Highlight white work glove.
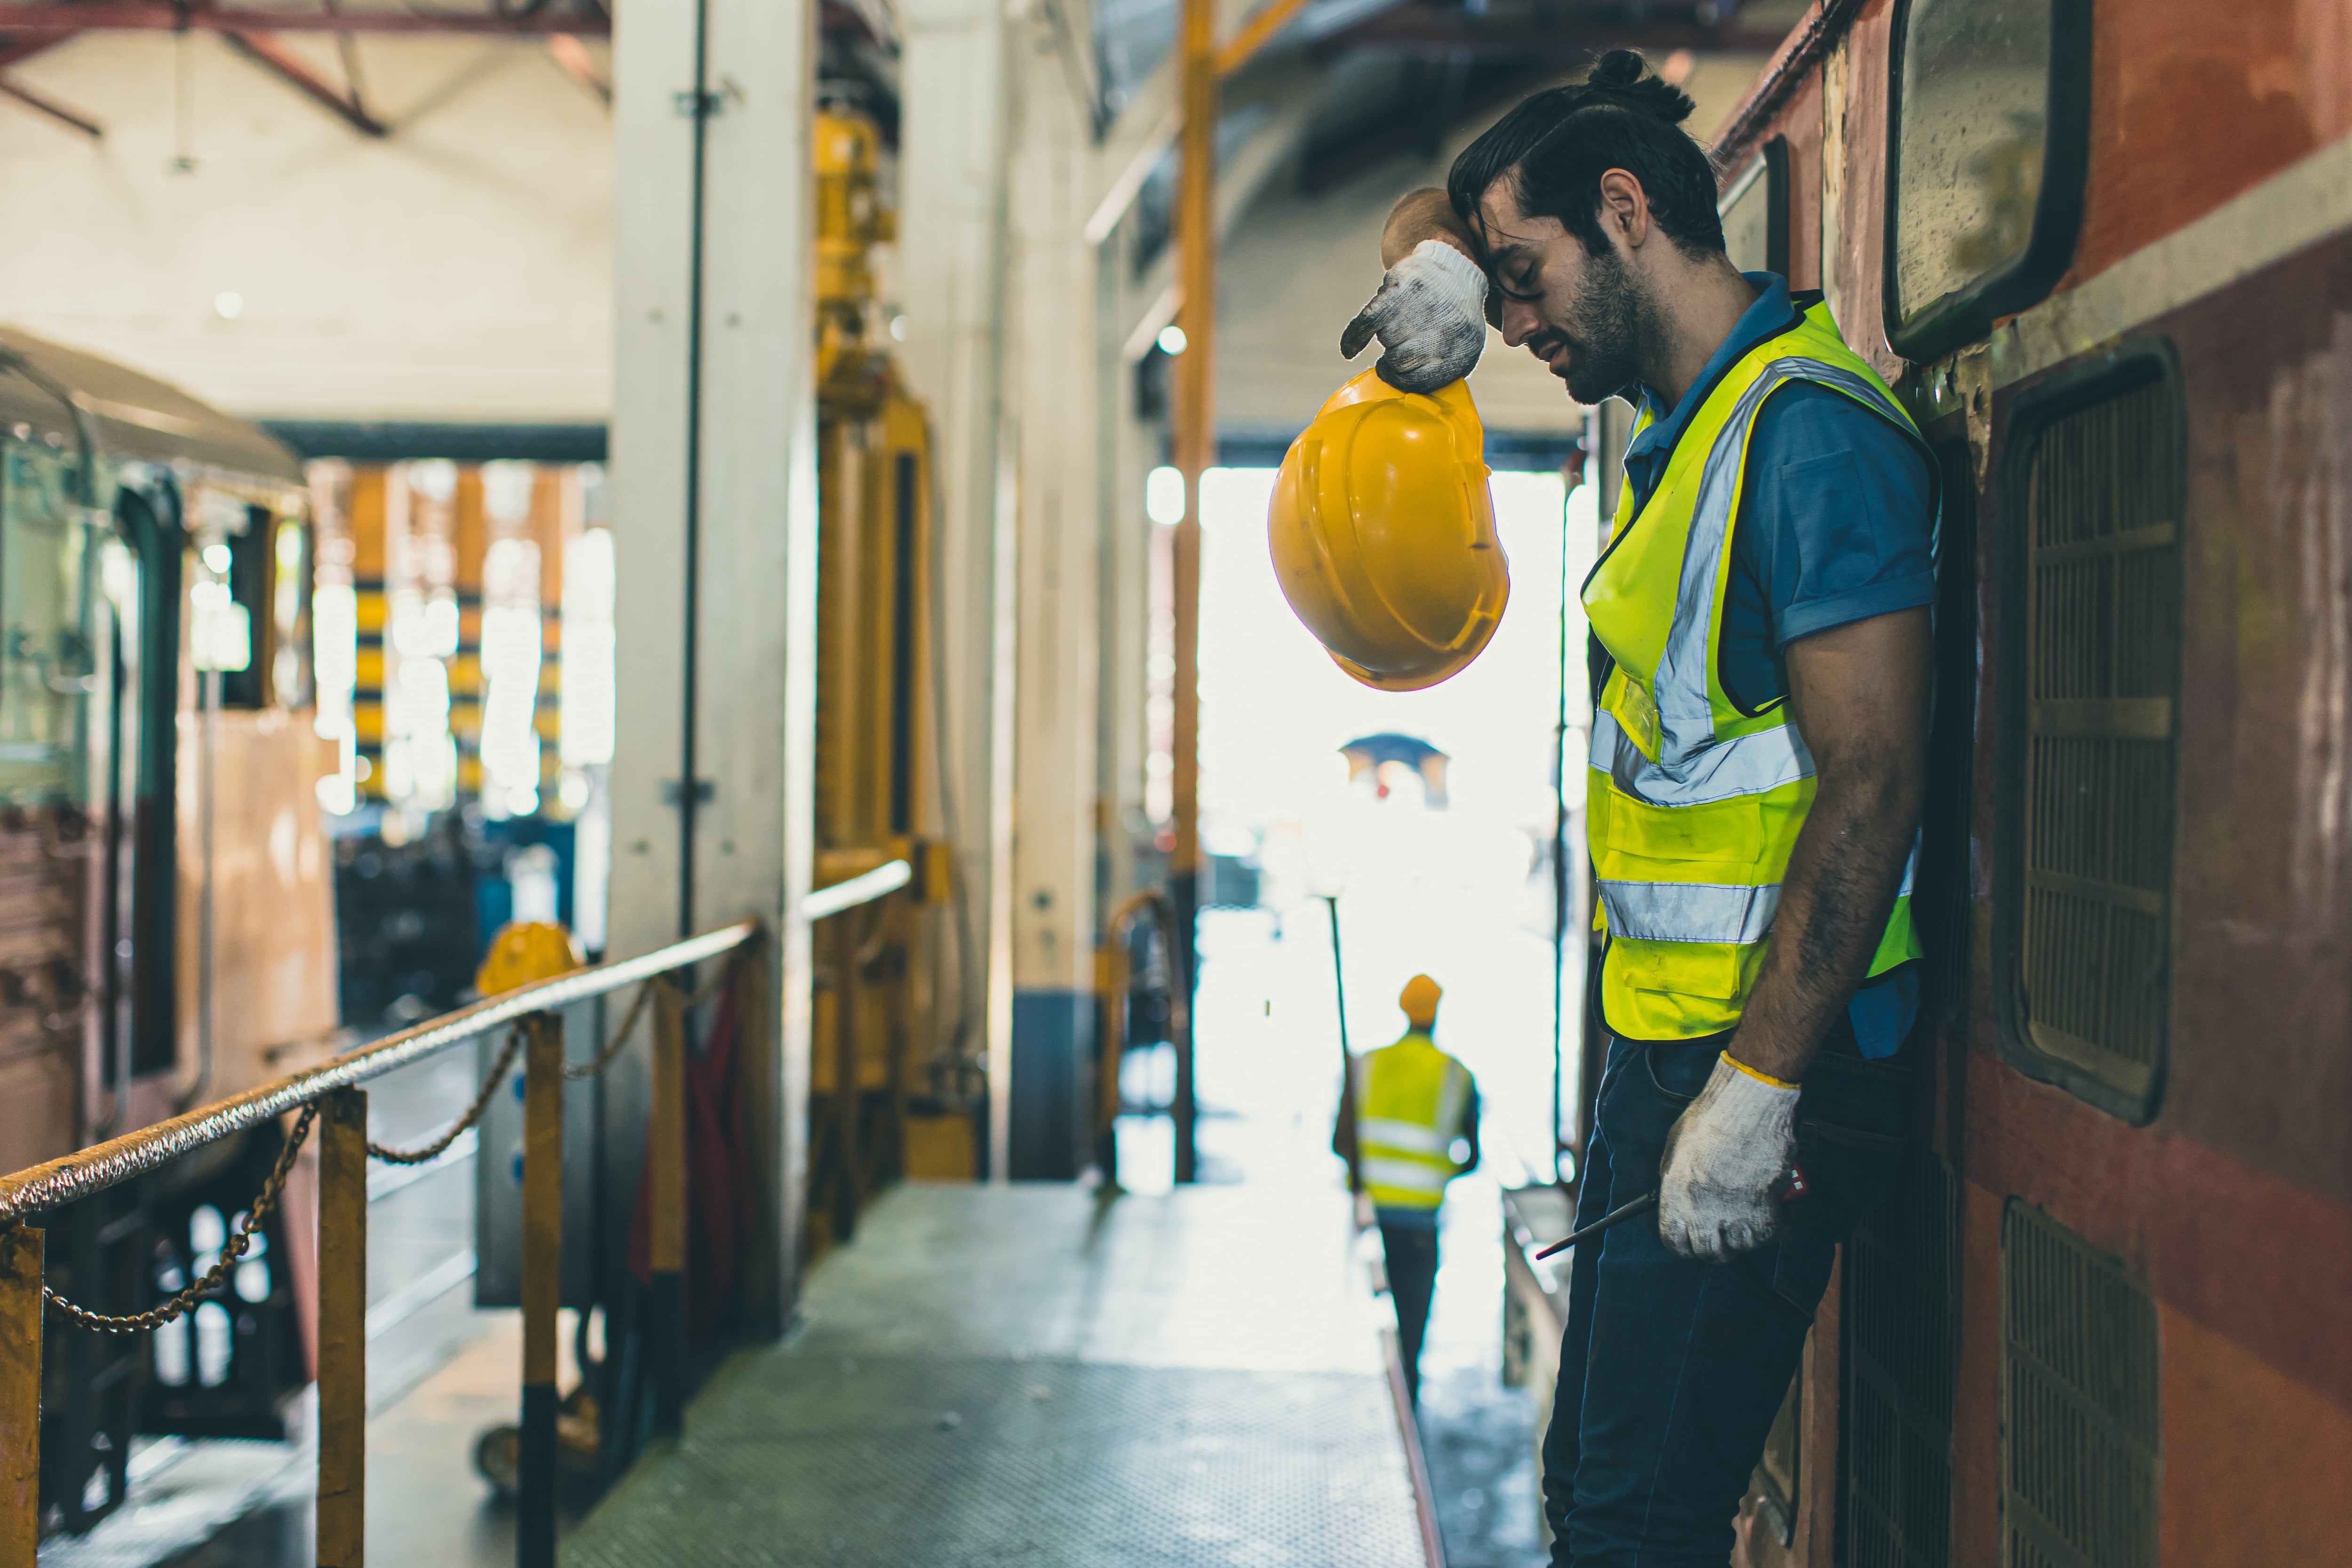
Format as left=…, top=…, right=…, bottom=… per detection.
left=1657, top=1054, right=1800, bottom=1263
left=1338, top=239, right=1489, bottom=394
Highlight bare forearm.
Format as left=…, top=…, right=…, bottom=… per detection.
left=1727, top=608, right=1931, bottom=1082
left=1728, top=764, right=1921, bottom=1082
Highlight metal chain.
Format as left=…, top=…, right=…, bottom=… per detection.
left=563, top=978, right=658, bottom=1081
left=43, top=1103, right=319, bottom=1335
left=40, top=952, right=752, bottom=1332
left=367, top=1025, right=527, bottom=1164
left=563, top=949, right=742, bottom=1081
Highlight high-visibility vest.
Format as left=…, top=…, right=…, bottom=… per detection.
left=1584, top=293, right=1930, bottom=1042
left=1351, top=1034, right=1472, bottom=1211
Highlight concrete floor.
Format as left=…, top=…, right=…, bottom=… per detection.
left=48, top=972, right=1544, bottom=1567
left=1415, top=1172, right=1545, bottom=1568
left=562, top=1179, right=1425, bottom=1567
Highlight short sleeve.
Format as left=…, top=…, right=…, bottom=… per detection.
left=1740, top=383, right=1937, bottom=651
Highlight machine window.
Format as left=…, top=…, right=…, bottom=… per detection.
left=1998, top=365, right=2179, bottom=1121
left=1884, top=0, right=2090, bottom=360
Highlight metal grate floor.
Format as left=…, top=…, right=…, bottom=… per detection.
left=563, top=1182, right=1426, bottom=1568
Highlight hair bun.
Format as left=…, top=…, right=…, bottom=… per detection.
left=1589, top=49, right=1647, bottom=88
left=1581, top=48, right=1697, bottom=125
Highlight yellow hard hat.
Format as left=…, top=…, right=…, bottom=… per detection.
left=1400, top=974, right=1442, bottom=1026
left=476, top=921, right=584, bottom=997
left=1268, top=369, right=1508, bottom=692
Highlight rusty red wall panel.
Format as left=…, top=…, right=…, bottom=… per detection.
left=1776, top=76, right=1825, bottom=294
left=1951, top=1179, right=2002, bottom=1568
left=2161, top=232, right=2352, bottom=1210
left=1824, top=0, right=1901, bottom=378
left=2074, top=0, right=2352, bottom=284
left=1949, top=207, right=2352, bottom=1568
left=2160, top=1301, right=2352, bottom=1565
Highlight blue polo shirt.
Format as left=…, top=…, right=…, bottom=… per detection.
left=1613, top=273, right=1936, bottom=1058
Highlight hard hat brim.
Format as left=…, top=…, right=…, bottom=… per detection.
left=1327, top=643, right=1489, bottom=693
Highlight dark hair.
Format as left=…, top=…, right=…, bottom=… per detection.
left=1446, top=50, right=1725, bottom=259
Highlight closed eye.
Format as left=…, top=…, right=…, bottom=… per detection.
left=1496, top=261, right=1543, bottom=303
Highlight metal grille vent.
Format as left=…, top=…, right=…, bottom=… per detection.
left=2000, top=1203, right=2160, bottom=1568
left=1842, top=1149, right=1958, bottom=1568
left=2017, top=374, right=2179, bottom=1113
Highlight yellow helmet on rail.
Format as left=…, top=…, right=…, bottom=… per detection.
left=1268, top=369, right=1507, bottom=692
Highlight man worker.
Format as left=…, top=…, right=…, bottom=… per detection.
left=1340, top=50, right=1933, bottom=1565
left=1333, top=973, right=1478, bottom=1407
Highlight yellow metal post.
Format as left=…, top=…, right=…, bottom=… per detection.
left=317, top=1089, right=368, bottom=1568
left=1169, top=0, right=1216, bottom=1187
left=518, top=1013, right=564, bottom=1568
left=1211, top=0, right=1319, bottom=76
left=1, top=1224, right=40, bottom=1564
left=649, top=982, right=688, bottom=1435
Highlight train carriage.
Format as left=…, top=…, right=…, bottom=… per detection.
left=0, top=328, right=337, bottom=1533
left=1515, top=6, right=2351, bottom=1564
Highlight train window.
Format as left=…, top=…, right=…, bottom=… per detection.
left=0, top=436, right=97, bottom=805
left=1883, top=0, right=2091, bottom=361
left=1995, top=357, right=2180, bottom=1122
left=2000, top=1202, right=2158, bottom=1568
left=1718, top=135, right=1789, bottom=279
left=219, top=506, right=271, bottom=710
left=271, top=514, right=314, bottom=710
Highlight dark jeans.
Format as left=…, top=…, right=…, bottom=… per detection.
left=1542, top=1015, right=1908, bottom=1565
left=1380, top=1218, right=1440, bottom=1405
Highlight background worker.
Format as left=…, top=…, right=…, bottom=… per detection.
left=1333, top=974, right=1478, bottom=1406
left=1338, top=52, right=1934, bottom=1565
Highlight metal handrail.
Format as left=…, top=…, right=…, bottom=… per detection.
left=3, top=868, right=920, bottom=1564
left=806, top=858, right=910, bottom=921
left=0, top=919, right=760, bottom=1226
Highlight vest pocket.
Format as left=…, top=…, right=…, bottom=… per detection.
left=1612, top=937, right=1748, bottom=1001
left=1600, top=788, right=1769, bottom=875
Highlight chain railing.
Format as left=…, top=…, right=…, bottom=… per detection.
left=0, top=916, right=775, bottom=1568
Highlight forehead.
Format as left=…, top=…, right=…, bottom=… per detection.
left=1472, top=182, right=1568, bottom=267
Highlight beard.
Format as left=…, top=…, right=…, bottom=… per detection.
left=1531, top=242, right=1656, bottom=406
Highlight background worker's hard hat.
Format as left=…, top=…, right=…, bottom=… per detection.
left=1400, top=974, right=1442, bottom=1026
left=1267, top=369, right=1509, bottom=692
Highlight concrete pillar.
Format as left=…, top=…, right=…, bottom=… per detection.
left=1001, top=16, right=1103, bottom=1180
left=897, top=0, right=1014, bottom=1176
left=608, top=0, right=818, bottom=1328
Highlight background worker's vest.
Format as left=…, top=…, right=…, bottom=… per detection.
left=1351, top=1035, right=1472, bottom=1211
left=1583, top=295, right=1930, bottom=1042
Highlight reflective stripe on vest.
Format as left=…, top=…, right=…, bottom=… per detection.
left=1351, top=1035, right=1470, bottom=1211
left=1583, top=297, right=1930, bottom=1042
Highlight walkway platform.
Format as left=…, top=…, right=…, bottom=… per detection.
left=562, top=1179, right=1434, bottom=1568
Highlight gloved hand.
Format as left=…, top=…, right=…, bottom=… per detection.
left=1338, top=239, right=1489, bottom=394
left=1657, top=1054, right=1800, bottom=1262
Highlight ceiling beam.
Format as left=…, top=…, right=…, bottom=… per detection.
left=0, top=74, right=103, bottom=137
left=1322, top=8, right=1788, bottom=59
left=0, top=5, right=611, bottom=36
left=222, top=30, right=389, bottom=135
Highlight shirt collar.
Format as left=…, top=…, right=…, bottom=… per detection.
left=1624, top=272, right=1796, bottom=463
